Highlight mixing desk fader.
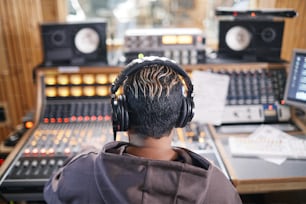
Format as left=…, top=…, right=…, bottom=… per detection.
left=0, top=67, right=226, bottom=202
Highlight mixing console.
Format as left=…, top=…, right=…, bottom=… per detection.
left=224, top=68, right=286, bottom=105
left=42, top=100, right=112, bottom=123
left=216, top=68, right=291, bottom=125
left=0, top=118, right=224, bottom=201
left=4, top=121, right=115, bottom=179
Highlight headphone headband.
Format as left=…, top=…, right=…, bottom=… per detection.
left=111, top=56, right=195, bottom=140
left=111, top=56, right=194, bottom=98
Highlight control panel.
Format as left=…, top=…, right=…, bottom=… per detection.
left=218, top=68, right=291, bottom=124
left=123, top=28, right=206, bottom=64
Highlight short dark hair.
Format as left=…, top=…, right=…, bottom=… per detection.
left=123, top=63, right=184, bottom=138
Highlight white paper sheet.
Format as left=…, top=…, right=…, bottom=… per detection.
left=191, top=71, right=230, bottom=125
left=248, top=125, right=289, bottom=165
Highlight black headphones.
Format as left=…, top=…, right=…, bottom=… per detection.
left=110, top=56, right=194, bottom=140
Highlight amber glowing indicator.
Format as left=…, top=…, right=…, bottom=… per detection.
left=25, top=121, right=34, bottom=129
left=45, top=87, right=57, bottom=97
left=70, top=75, right=82, bottom=84
left=96, top=74, right=108, bottom=84
left=83, top=74, right=95, bottom=84
left=83, top=86, right=95, bottom=96
left=162, top=35, right=177, bottom=44
left=162, top=35, right=193, bottom=45
left=58, top=87, right=70, bottom=97
left=57, top=75, right=69, bottom=85
left=177, top=35, right=193, bottom=44
left=96, top=86, right=108, bottom=96
left=70, top=87, right=82, bottom=97
left=44, top=75, right=56, bottom=85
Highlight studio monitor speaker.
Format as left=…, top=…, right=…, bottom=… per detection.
left=218, top=20, right=284, bottom=62
left=40, top=21, right=107, bottom=66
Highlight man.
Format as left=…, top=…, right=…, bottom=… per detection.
left=44, top=56, right=242, bottom=203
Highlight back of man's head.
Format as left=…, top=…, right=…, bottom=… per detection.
left=123, top=63, right=184, bottom=138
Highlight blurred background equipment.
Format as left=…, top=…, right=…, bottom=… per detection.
left=41, top=21, right=108, bottom=66
left=284, top=49, right=306, bottom=111
left=218, top=19, right=284, bottom=62
left=216, top=8, right=297, bottom=62
left=123, top=28, right=206, bottom=64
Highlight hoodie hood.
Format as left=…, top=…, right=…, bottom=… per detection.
left=94, top=141, right=213, bottom=204
left=44, top=141, right=242, bottom=204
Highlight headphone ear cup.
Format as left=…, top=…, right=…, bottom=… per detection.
left=118, top=95, right=129, bottom=131
left=176, top=98, right=187, bottom=128
left=186, top=97, right=195, bottom=124
left=176, top=97, right=194, bottom=128
left=111, top=98, right=120, bottom=133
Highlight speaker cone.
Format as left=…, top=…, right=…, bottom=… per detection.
left=74, top=27, right=100, bottom=54
left=261, top=27, right=276, bottom=42
left=51, top=30, right=66, bottom=46
left=225, top=26, right=252, bottom=51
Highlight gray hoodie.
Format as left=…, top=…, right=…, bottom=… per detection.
left=44, top=141, right=242, bottom=204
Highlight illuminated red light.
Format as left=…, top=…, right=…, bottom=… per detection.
left=24, top=148, right=30, bottom=155
left=84, top=116, right=90, bottom=121
left=64, top=148, right=70, bottom=154
left=78, top=116, right=83, bottom=121
left=104, top=115, right=111, bottom=121
left=268, top=105, right=273, bottom=110
left=71, top=116, right=77, bottom=121
left=251, top=12, right=256, bottom=17
left=0, top=158, right=4, bottom=166
left=97, top=115, right=103, bottom=121
left=32, top=148, right=38, bottom=154
left=197, top=36, right=202, bottom=43
left=281, top=100, right=285, bottom=105
left=40, top=148, right=46, bottom=155
left=48, top=148, right=55, bottom=155
left=57, top=118, right=63, bottom=123
left=64, top=118, right=69, bottom=123
left=44, top=118, right=49, bottom=123
left=91, top=115, right=97, bottom=121
left=50, top=118, right=56, bottom=123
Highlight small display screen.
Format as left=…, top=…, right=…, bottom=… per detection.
left=162, top=35, right=193, bottom=45
left=285, top=50, right=306, bottom=108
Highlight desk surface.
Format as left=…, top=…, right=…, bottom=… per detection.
left=215, top=134, right=306, bottom=194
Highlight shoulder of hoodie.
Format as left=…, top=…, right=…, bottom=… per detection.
left=60, top=141, right=126, bottom=168
left=61, top=146, right=100, bottom=169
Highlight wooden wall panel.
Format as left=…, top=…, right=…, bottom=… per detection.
left=0, top=0, right=44, bottom=141
left=0, top=7, right=11, bottom=138
left=41, top=0, right=68, bottom=22
left=0, top=0, right=67, bottom=142
left=275, top=0, right=306, bottom=60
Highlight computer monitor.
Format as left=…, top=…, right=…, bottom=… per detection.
left=284, top=49, right=306, bottom=109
